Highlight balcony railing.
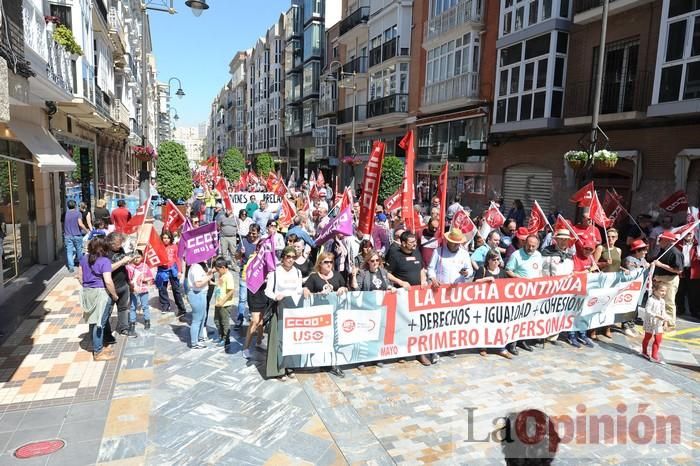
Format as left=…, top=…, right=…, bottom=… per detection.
left=369, top=37, right=408, bottom=67
left=344, top=56, right=368, bottom=74
left=319, top=98, right=338, bottom=116
left=574, top=0, right=620, bottom=14
left=424, top=0, right=483, bottom=43
left=113, top=99, right=129, bottom=127
left=94, top=87, right=112, bottom=119
left=337, top=105, right=367, bottom=124
left=422, top=72, right=479, bottom=107
left=339, top=6, right=369, bottom=36
left=565, top=70, right=653, bottom=118
left=46, top=34, right=74, bottom=94
left=108, top=7, right=126, bottom=54
left=368, top=94, right=408, bottom=118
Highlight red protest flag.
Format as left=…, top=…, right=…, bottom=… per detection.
left=399, top=131, right=417, bottom=231
left=484, top=201, right=506, bottom=229
left=277, top=194, right=297, bottom=229
left=162, top=199, right=185, bottom=233
left=214, top=177, right=233, bottom=211
left=436, top=162, right=448, bottom=242
left=143, top=227, right=168, bottom=268
left=309, top=183, right=320, bottom=201
left=384, top=189, right=401, bottom=213
left=309, top=170, right=316, bottom=186
left=590, top=191, right=613, bottom=228
left=451, top=210, right=477, bottom=243
left=659, top=190, right=689, bottom=214
left=527, top=200, right=550, bottom=234
left=554, top=214, right=580, bottom=247
left=123, top=199, right=149, bottom=235
left=570, top=181, right=595, bottom=206
left=316, top=170, right=325, bottom=187
left=358, top=141, right=386, bottom=237
left=274, top=179, right=289, bottom=198
left=265, top=172, right=278, bottom=192
left=602, top=189, right=625, bottom=225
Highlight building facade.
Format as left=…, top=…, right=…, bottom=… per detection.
left=172, top=126, right=204, bottom=165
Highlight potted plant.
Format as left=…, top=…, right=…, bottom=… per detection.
left=44, top=16, right=60, bottom=33
left=564, top=150, right=588, bottom=170
left=133, top=145, right=156, bottom=162
left=53, top=24, right=83, bottom=58
left=593, top=149, right=619, bottom=169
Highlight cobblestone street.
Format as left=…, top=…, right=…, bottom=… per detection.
left=0, top=272, right=697, bottom=464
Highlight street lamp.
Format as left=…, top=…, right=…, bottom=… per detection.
left=138, top=0, right=207, bottom=203
left=168, top=77, right=185, bottom=99
left=169, top=107, right=179, bottom=122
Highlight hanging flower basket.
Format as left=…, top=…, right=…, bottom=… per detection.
left=564, top=150, right=588, bottom=170
left=341, top=156, right=363, bottom=166
left=593, top=149, right=618, bottom=170
left=133, top=145, right=156, bottom=162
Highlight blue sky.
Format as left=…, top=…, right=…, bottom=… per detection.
left=150, top=0, right=289, bottom=128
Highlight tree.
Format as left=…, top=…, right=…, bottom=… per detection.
left=156, top=141, right=192, bottom=202
left=255, top=153, right=274, bottom=178
left=379, top=155, right=404, bottom=202
left=221, top=147, right=246, bottom=183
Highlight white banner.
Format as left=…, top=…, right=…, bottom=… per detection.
left=282, top=305, right=335, bottom=356
left=337, top=309, right=382, bottom=346
left=229, top=192, right=282, bottom=215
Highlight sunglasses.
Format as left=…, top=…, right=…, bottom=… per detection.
left=369, top=258, right=380, bottom=263
left=284, top=254, right=296, bottom=259
left=322, top=260, right=333, bottom=264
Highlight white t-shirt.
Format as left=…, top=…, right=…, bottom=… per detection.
left=187, top=264, right=208, bottom=292
left=428, top=245, right=473, bottom=284
left=264, top=266, right=303, bottom=300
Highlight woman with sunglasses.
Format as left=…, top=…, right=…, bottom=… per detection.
left=590, top=228, right=622, bottom=340
left=303, top=252, right=349, bottom=378
left=473, top=249, right=512, bottom=360
left=351, top=249, right=392, bottom=292
left=262, top=246, right=303, bottom=380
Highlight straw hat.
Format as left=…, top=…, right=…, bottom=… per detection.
left=445, top=227, right=467, bottom=244
left=554, top=229, right=571, bottom=239
left=196, top=193, right=205, bottom=200
left=629, top=239, right=647, bottom=251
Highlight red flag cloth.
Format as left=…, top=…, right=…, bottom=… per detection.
left=659, top=190, right=689, bottom=213
left=436, top=163, right=448, bottom=242
left=570, top=181, right=595, bottom=206
left=309, top=171, right=316, bottom=186
left=340, top=187, right=352, bottom=212
left=309, top=183, right=320, bottom=201
left=554, top=214, right=579, bottom=247
left=527, top=200, right=549, bottom=234
left=162, top=199, right=185, bottom=233
left=384, top=189, right=401, bottom=213
left=277, top=195, right=296, bottom=229
left=672, top=219, right=700, bottom=239
left=316, top=170, right=325, bottom=187
left=602, top=190, right=624, bottom=225
left=451, top=210, right=477, bottom=243
left=248, top=170, right=260, bottom=186
left=358, top=141, right=386, bottom=237
left=301, top=192, right=311, bottom=213
left=484, top=201, right=506, bottom=229
left=265, top=172, right=278, bottom=192
left=123, top=199, right=149, bottom=234
left=214, top=177, right=233, bottom=211
left=274, top=180, right=288, bottom=198
left=143, top=227, right=168, bottom=268
left=589, top=191, right=613, bottom=228
left=399, top=131, right=417, bottom=231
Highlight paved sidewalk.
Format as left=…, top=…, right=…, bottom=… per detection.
left=0, top=274, right=697, bottom=465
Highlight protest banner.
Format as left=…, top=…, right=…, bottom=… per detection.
left=228, top=192, right=282, bottom=215
left=358, top=141, right=385, bottom=237
left=277, top=270, right=646, bottom=366
left=246, top=235, right=277, bottom=293
left=315, top=206, right=354, bottom=246
left=659, top=191, right=688, bottom=213
left=180, top=222, right=219, bottom=265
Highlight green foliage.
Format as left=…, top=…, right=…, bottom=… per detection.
left=53, top=25, right=83, bottom=56
left=378, top=155, right=404, bottom=202
left=156, top=141, right=192, bottom=202
left=221, top=148, right=246, bottom=182
left=255, top=153, right=274, bottom=178
left=70, top=146, right=93, bottom=183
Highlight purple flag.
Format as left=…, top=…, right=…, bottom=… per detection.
left=180, top=222, right=219, bottom=265
left=246, top=235, right=278, bottom=293
left=315, top=206, right=354, bottom=246
left=177, top=218, right=192, bottom=259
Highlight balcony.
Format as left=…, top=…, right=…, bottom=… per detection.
left=94, top=87, right=112, bottom=120
left=344, top=56, right=368, bottom=75
left=368, top=94, right=408, bottom=118
left=337, top=105, right=367, bottom=124
left=422, top=72, right=479, bottom=109
left=285, top=5, right=302, bottom=40
left=573, top=0, right=654, bottom=25
left=22, top=0, right=74, bottom=98
left=564, top=71, right=653, bottom=125
left=113, top=99, right=129, bottom=127
left=108, top=7, right=127, bottom=59
left=339, top=6, right=369, bottom=36
left=424, top=0, right=483, bottom=44
left=369, top=37, right=408, bottom=68
left=319, top=98, right=338, bottom=117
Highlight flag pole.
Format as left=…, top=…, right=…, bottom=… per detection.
left=654, top=219, right=700, bottom=262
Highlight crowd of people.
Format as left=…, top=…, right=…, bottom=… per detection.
left=63, top=180, right=699, bottom=371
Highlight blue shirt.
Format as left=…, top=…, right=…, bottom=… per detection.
left=506, top=249, right=543, bottom=278
left=252, top=209, right=277, bottom=231
left=471, top=244, right=501, bottom=268
left=64, top=209, right=83, bottom=236
left=287, top=225, right=316, bottom=247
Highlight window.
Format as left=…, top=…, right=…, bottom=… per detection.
left=370, top=65, right=398, bottom=100
left=500, top=0, right=558, bottom=37
left=425, top=34, right=480, bottom=85
left=304, top=23, right=323, bottom=61
left=50, top=4, right=72, bottom=30
left=417, top=117, right=487, bottom=161
left=303, top=61, right=320, bottom=96
left=592, top=39, right=639, bottom=114
left=655, top=4, right=700, bottom=103
left=495, top=31, right=568, bottom=123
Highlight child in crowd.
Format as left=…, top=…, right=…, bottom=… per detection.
left=127, top=250, right=155, bottom=331
left=641, top=282, right=671, bottom=363
left=83, top=219, right=109, bottom=253
left=213, top=257, right=235, bottom=348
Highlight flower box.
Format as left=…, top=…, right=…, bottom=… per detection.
left=133, top=145, right=156, bottom=162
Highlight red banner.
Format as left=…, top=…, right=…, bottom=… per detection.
left=484, top=201, right=506, bottom=229
left=144, top=227, right=168, bottom=268
left=278, top=195, right=297, bottom=229
left=384, top=189, right=401, bottom=213
left=316, top=170, right=325, bottom=187
left=527, top=200, right=549, bottom=234
left=214, top=177, right=233, bottom=211
left=436, top=163, right=448, bottom=243
left=399, top=130, right=417, bottom=231
left=602, top=189, right=625, bottom=225
left=570, top=181, right=595, bottom=207
left=358, top=141, right=386, bottom=237
left=590, top=191, right=613, bottom=228
left=451, top=210, right=477, bottom=243
left=659, top=190, right=689, bottom=213
left=162, top=199, right=185, bottom=233
left=123, top=200, right=149, bottom=234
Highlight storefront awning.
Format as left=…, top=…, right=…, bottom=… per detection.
left=7, top=120, right=76, bottom=173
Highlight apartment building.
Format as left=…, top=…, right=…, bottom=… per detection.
left=173, top=127, right=204, bottom=164
left=486, top=0, right=700, bottom=216
left=228, top=51, right=247, bottom=153
left=0, top=0, right=159, bottom=288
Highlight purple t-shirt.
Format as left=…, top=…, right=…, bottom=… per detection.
left=64, top=209, right=83, bottom=236
left=80, top=255, right=112, bottom=288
